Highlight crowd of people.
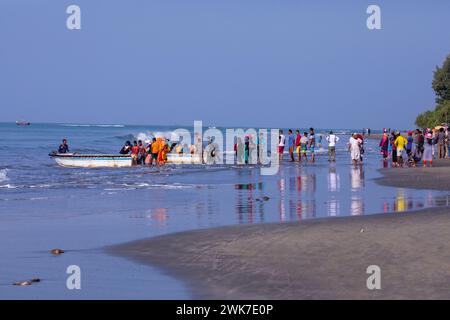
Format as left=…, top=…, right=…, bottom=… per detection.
left=119, top=138, right=185, bottom=166
left=278, top=128, right=340, bottom=163
left=379, top=127, right=449, bottom=168
left=55, top=125, right=449, bottom=167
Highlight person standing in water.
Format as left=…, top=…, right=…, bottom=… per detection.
left=326, top=131, right=339, bottom=162
left=119, top=141, right=132, bottom=155
left=437, top=127, right=446, bottom=159
left=308, top=128, right=316, bottom=163
left=58, top=139, right=70, bottom=154
left=300, top=132, right=309, bottom=163
left=278, top=130, right=286, bottom=161
left=287, top=129, right=295, bottom=162
left=394, top=132, right=408, bottom=167
left=295, top=130, right=301, bottom=162
left=348, top=133, right=362, bottom=166
left=131, top=141, right=140, bottom=166
left=423, top=133, right=434, bottom=167
left=379, top=130, right=389, bottom=161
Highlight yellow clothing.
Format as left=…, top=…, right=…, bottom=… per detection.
left=395, top=136, right=407, bottom=150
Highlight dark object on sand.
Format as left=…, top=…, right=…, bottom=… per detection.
left=262, top=196, right=270, bottom=201
left=12, top=278, right=40, bottom=286
left=50, top=248, right=65, bottom=255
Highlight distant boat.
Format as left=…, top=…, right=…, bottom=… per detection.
left=16, top=120, right=31, bottom=126
left=49, top=153, right=203, bottom=168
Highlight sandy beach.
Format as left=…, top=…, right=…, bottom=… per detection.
left=110, top=160, right=450, bottom=299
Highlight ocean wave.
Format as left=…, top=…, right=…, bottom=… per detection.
left=59, top=124, right=125, bottom=128
left=0, top=169, right=9, bottom=182
left=115, top=131, right=182, bottom=144
left=0, top=184, right=17, bottom=189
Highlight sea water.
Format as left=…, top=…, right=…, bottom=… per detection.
left=0, top=123, right=448, bottom=299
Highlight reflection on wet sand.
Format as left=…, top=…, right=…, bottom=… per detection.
left=350, top=166, right=365, bottom=191
left=235, top=182, right=264, bottom=223
left=232, top=163, right=448, bottom=223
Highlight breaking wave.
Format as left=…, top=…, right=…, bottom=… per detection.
left=0, top=169, right=9, bottom=182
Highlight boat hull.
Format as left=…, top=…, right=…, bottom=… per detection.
left=51, top=154, right=132, bottom=168
left=50, top=153, right=203, bottom=167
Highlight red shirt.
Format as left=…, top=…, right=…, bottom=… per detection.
left=131, top=146, right=140, bottom=155
left=295, top=134, right=301, bottom=146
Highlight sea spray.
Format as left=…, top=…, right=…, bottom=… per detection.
left=0, top=169, right=9, bottom=182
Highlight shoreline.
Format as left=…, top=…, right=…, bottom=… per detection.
left=108, top=160, right=450, bottom=299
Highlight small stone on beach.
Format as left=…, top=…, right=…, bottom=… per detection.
left=50, top=249, right=65, bottom=255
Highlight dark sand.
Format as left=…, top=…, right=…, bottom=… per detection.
left=374, top=159, right=450, bottom=190
left=109, top=160, right=450, bottom=299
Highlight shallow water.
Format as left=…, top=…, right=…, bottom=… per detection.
left=0, top=123, right=448, bottom=299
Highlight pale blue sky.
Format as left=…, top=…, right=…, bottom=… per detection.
left=1, top=0, right=450, bottom=129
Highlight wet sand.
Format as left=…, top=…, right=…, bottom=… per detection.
left=375, top=159, right=450, bottom=190
left=109, top=159, right=450, bottom=299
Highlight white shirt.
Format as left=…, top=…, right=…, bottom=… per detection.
left=349, top=137, right=361, bottom=151
left=279, top=134, right=285, bottom=147
left=326, top=134, right=339, bottom=147
left=300, top=136, right=308, bottom=145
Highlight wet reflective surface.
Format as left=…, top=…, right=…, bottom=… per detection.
left=0, top=123, right=449, bottom=298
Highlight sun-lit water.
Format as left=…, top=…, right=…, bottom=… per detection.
left=0, top=123, right=448, bottom=299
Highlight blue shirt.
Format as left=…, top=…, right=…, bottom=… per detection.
left=288, top=134, right=295, bottom=147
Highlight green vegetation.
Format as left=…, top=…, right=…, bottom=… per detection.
left=415, top=54, right=450, bottom=128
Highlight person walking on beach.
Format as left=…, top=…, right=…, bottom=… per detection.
left=58, top=139, right=70, bottom=154
left=379, top=130, right=389, bottom=161
left=278, top=130, right=286, bottom=161
left=309, top=128, right=316, bottom=163
left=423, top=133, right=434, bottom=167
left=287, top=129, right=295, bottom=162
left=348, top=133, right=362, bottom=166
left=326, top=131, right=339, bottom=162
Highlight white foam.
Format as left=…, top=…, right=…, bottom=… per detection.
left=0, top=169, right=9, bottom=182
left=135, top=131, right=181, bottom=143
left=0, top=184, right=17, bottom=189
left=60, top=124, right=125, bottom=128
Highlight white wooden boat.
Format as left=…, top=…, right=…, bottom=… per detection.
left=50, top=153, right=203, bottom=168
left=50, top=153, right=132, bottom=168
